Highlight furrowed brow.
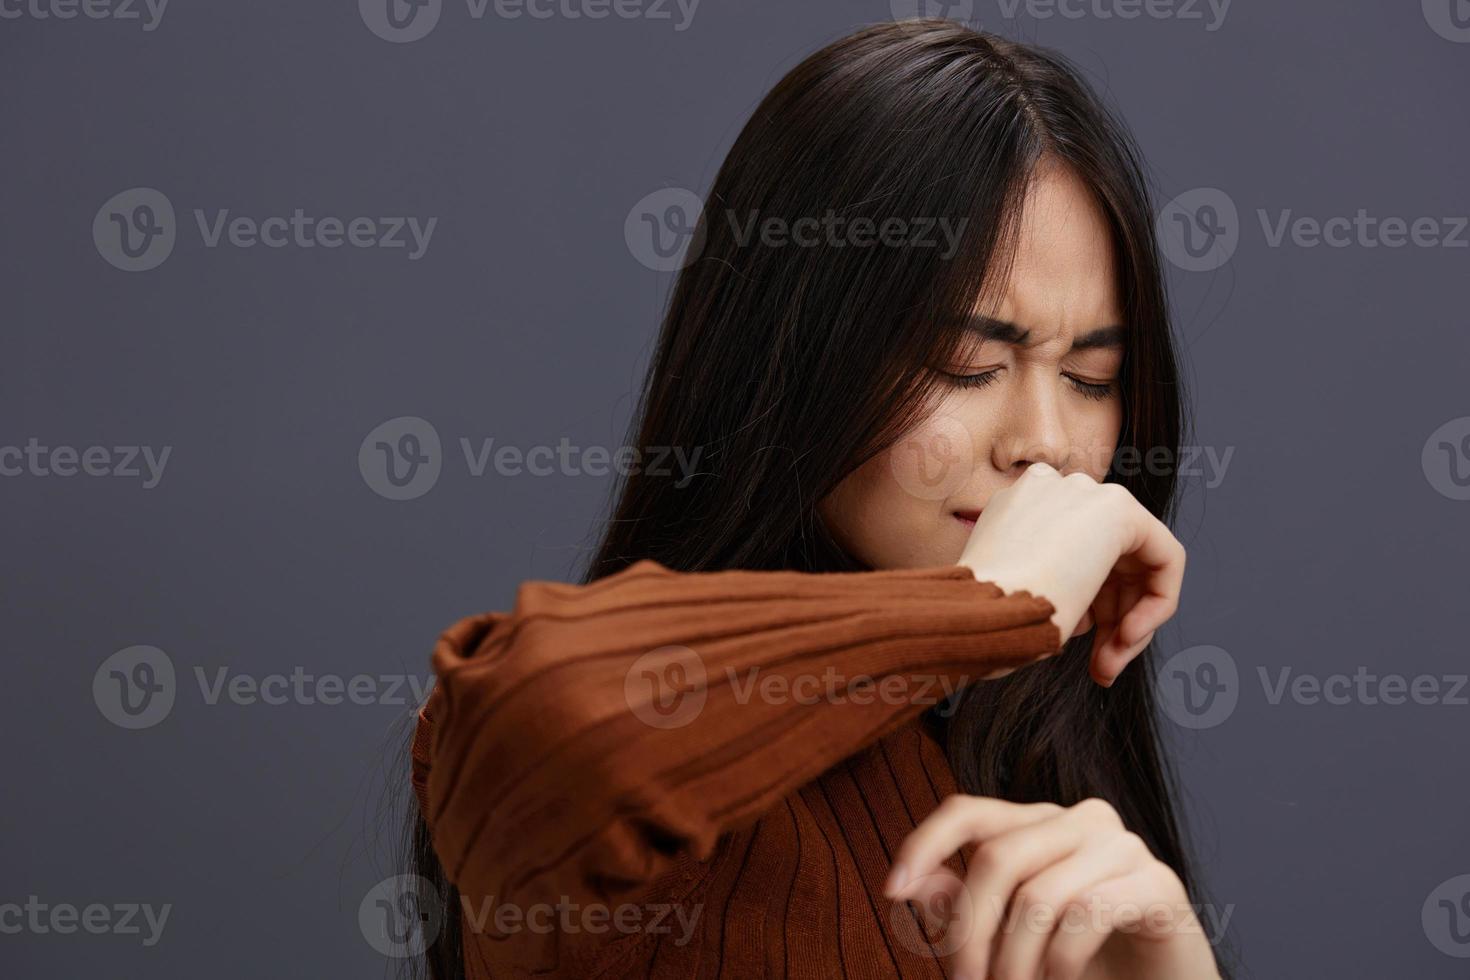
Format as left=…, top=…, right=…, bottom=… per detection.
left=964, top=316, right=1030, bottom=346
left=1070, top=325, right=1125, bottom=351
left=961, top=317, right=1124, bottom=351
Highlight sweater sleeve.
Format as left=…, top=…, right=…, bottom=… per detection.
left=411, top=559, right=1059, bottom=962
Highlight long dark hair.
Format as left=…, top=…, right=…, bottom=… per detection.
left=412, top=19, right=1229, bottom=978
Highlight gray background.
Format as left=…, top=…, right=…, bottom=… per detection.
left=2, top=0, right=1467, bottom=976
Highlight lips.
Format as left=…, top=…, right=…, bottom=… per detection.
left=952, top=509, right=982, bottom=526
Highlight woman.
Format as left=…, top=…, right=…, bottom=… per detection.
left=408, top=18, right=1226, bottom=980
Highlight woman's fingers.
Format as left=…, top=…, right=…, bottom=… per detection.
left=1120, top=514, right=1186, bottom=626
left=889, top=867, right=970, bottom=957
left=1118, top=592, right=1174, bottom=646
left=959, top=469, right=1187, bottom=685
left=985, top=830, right=1151, bottom=980
left=1121, top=506, right=1187, bottom=582
left=888, top=795, right=1215, bottom=980
left=1088, top=583, right=1127, bottom=682
left=1090, top=518, right=1183, bottom=685
left=945, top=798, right=1126, bottom=977
left=884, top=797, right=1059, bottom=899
left=1036, top=872, right=1148, bottom=980
left=1092, top=595, right=1169, bottom=684
left=1040, top=917, right=1117, bottom=980
left=947, top=810, right=1101, bottom=976
left=1040, top=864, right=1205, bottom=980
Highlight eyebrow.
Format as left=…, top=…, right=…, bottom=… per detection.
left=963, top=315, right=1125, bottom=352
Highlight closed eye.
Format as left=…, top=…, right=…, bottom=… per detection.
left=944, top=368, right=1002, bottom=391
left=1066, top=374, right=1116, bottom=401
left=942, top=368, right=1117, bottom=400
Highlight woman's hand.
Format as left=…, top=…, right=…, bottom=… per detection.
left=957, top=462, right=1186, bottom=687
left=885, top=795, right=1221, bottom=980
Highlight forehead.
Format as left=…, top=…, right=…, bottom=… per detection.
left=977, top=161, right=1122, bottom=343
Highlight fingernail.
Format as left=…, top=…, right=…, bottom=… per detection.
left=883, top=863, right=909, bottom=897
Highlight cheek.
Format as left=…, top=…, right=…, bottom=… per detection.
left=885, top=412, right=975, bottom=502
left=820, top=455, right=902, bottom=545
left=819, top=446, right=952, bottom=569
left=1069, top=403, right=1124, bottom=478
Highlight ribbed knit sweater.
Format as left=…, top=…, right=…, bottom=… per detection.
left=411, top=559, right=1062, bottom=978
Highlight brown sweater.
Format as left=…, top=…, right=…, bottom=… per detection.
left=411, top=559, right=1062, bottom=978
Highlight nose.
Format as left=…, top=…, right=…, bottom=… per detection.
left=990, top=375, right=1071, bottom=473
